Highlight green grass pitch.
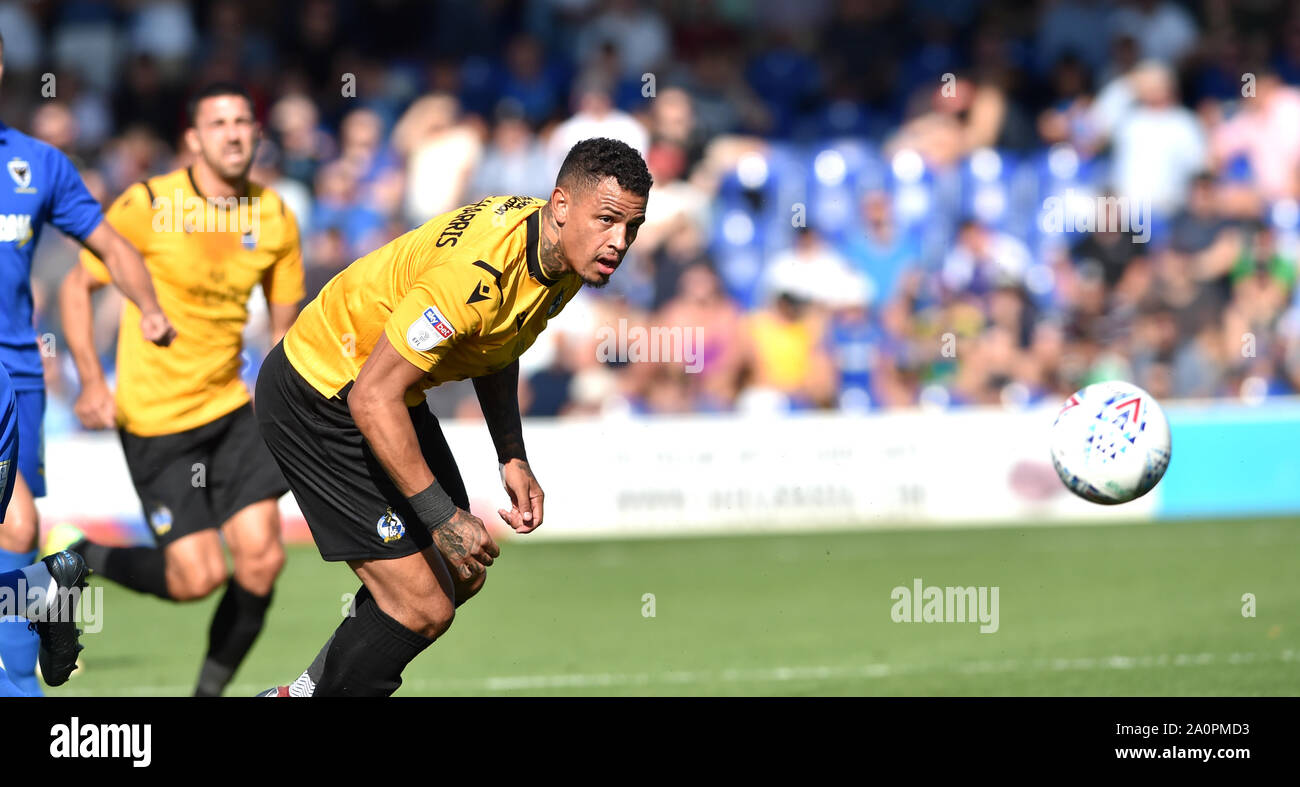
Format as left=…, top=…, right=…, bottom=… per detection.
left=50, top=517, right=1300, bottom=696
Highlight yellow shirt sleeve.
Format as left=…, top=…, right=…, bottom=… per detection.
left=383, top=271, right=486, bottom=373
left=262, top=203, right=305, bottom=305
left=78, top=182, right=155, bottom=284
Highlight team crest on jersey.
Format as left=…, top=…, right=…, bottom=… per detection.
left=407, top=306, right=455, bottom=352
left=7, top=158, right=35, bottom=193
left=376, top=507, right=405, bottom=543
left=149, top=505, right=173, bottom=536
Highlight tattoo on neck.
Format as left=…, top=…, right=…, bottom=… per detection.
left=539, top=206, right=565, bottom=280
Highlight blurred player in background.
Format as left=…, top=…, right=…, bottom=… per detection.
left=49, top=82, right=304, bottom=696
left=254, top=138, right=649, bottom=696
left=0, top=30, right=174, bottom=696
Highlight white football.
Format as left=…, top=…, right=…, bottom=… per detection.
left=1050, top=381, right=1172, bottom=504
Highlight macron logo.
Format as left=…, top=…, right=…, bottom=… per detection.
left=50, top=717, right=152, bottom=768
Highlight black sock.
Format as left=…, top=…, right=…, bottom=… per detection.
left=195, top=580, right=273, bottom=697
left=78, top=540, right=171, bottom=600
left=312, top=585, right=434, bottom=697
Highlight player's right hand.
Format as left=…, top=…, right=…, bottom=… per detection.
left=431, top=508, right=499, bottom=580
left=139, top=310, right=177, bottom=347
left=74, top=382, right=117, bottom=430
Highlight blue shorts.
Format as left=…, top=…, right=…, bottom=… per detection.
left=11, top=389, right=43, bottom=499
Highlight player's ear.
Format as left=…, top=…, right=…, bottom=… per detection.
left=551, top=186, right=568, bottom=226
left=183, top=127, right=201, bottom=156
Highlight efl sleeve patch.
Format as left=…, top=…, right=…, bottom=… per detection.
left=407, top=306, right=456, bottom=352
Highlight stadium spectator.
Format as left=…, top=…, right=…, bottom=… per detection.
left=575, top=0, right=670, bottom=80
left=940, top=219, right=1035, bottom=298
left=268, top=92, right=334, bottom=191
left=394, top=93, right=482, bottom=224
left=1069, top=194, right=1151, bottom=293
left=5, top=0, right=1300, bottom=430
left=1211, top=70, right=1300, bottom=201
left=839, top=190, right=920, bottom=307
left=496, top=34, right=565, bottom=128
left=1108, top=0, right=1199, bottom=67
left=658, top=262, right=745, bottom=409
left=544, top=73, right=648, bottom=177
left=471, top=103, right=552, bottom=199
left=1105, top=60, right=1208, bottom=215
left=738, top=261, right=839, bottom=412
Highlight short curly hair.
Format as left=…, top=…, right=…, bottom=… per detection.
left=556, top=137, right=652, bottom=198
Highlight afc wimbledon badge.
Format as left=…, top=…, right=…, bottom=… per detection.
left=8, top=159, right=34, bottom=193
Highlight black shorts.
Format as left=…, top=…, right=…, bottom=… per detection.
left=121, top=403, right=289, bottom=548
left=254, top=341, right=469, bottom=562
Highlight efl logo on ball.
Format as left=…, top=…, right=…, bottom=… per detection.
left=1050, top=381, right=1172, bottom=504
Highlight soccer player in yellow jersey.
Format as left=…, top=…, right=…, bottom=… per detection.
left=53, top=83, right=304, bottom=696
left=254, top=138, right=650, bottom=696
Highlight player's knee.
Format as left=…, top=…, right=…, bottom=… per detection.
left=168, top=557, right=228, bottom=600
left=186, top=572, right=227, bottom=600
left=0, top=499, right=38, bottom=551
left=262, top=542, right=286, bottom=580
left=236, top=540, right=285, bottom=589
left=403, top=596, right=455, bottom=640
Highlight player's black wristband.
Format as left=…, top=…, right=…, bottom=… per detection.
left=408, top=481, right=458, bottom=531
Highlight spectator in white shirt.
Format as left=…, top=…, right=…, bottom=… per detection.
left=544, top=74, right=649, bottom=177
left=1108, top=60, right=1207, bottom=216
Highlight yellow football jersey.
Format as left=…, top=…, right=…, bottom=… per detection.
left=284, top=195, right=581, bottom=407
left=81, top=168, right=304, bottom=436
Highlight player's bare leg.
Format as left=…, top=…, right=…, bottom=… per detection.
left=355, top=546, right=456, bottom=636
left=0, top=473, right=42, bottom=694
left=190, top=499, right=283, bottom=696
left=222, top=499, right=284, bottom=596
left=162, top=530, right=228, bottom=601
left=0, top=472, right=37, bottom=553
left=50, top=522, right=212, bottom=601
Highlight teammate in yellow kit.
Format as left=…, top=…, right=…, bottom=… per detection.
left=53, top=83, right=304, bottom=696
left=255, top=137, right=650, bottom=696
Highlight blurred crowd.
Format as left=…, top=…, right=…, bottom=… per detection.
left=6, top=0, right=1300, bottom=430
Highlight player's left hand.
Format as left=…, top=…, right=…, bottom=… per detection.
left=139, top=310, right=177, bottom=347
left=499, top=458, right=544, bottom=534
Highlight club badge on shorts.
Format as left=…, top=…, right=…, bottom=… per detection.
left=376, top=507, right=406, bottom=543
left=149, top=504, right=173, bottom=536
